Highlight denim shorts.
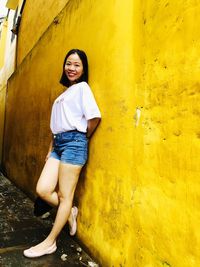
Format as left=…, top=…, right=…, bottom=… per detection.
left=50, top=131, right=88, bottom=166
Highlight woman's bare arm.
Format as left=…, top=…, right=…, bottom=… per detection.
left=86, top=118, right=101, bottom=139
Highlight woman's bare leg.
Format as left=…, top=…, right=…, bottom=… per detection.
left=36, top=157, right=60, bottom=206
left=36, top=157, right=74, bottom=225
left=28, top=163, right=82, bottom=253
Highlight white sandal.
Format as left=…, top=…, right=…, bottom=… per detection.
left=23, top=242, right=57, bottom=258
left=69, top=206, right=78, bottom=236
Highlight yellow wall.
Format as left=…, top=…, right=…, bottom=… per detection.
left=130, top=1, right=200, bottom=267
left=6, top=0, right=19, bottom=10
left=2, top=0, right=200, bottom=266
left=0, top=3, right=20, bottom=163
left=0, top=20, right=8, bottom=69
left=0, top=19, right=8, bottom=163
left=0, top=85, right=6, bottom=162
left=17, top=0, right=69, bottom=65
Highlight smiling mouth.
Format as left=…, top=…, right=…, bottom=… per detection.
left=67, top=72, right=76, bottom=77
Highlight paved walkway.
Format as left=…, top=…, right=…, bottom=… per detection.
left=0, top=172, right=99, bottom=267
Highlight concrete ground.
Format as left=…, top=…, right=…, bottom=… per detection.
left=0, top=172, right=99, bottom=267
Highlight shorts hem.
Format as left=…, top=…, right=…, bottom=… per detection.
left=49, top=155, right=60, bottom=161
left=60, top=160, right=86, bottom=166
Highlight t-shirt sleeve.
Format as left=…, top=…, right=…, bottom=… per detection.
left=81, top=82, right=101, bottom=120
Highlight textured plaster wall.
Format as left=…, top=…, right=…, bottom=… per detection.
left=131, top=1, right=200, bottom=267
left=2, top=0, right=200, bottom=266
left=17, top=0, right=69, bottom=65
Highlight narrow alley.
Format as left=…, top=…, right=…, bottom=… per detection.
left=0, top=172, right=99, bottom=267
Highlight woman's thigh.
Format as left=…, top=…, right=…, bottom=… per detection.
left=58, top=163, right=82, bottom=201
left=36, top=157, right=60, bottom=193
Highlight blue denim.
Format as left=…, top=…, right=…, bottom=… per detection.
left=50, top=131, right=88, bottom=166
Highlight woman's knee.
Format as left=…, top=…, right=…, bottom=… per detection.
left=36, top=185, right=51, bottom=199
left=57, top=191, right=73, bottom=205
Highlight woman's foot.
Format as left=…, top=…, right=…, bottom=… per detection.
left=23, top=240, right=57, bottom=258
left=68, top=206, right=78, bottom=236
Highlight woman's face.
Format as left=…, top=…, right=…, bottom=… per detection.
left=64, top=53, right=84, bottom=84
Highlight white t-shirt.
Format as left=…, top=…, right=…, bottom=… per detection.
left=50, top=82, right=101, bottom=134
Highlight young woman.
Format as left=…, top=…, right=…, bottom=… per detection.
left=24, top=49, right=101, bottom=258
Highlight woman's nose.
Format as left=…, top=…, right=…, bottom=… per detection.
left=68, top=65, right=75, bottom=71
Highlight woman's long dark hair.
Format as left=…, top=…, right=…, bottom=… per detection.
left=60, top=49, right=88, bottom=87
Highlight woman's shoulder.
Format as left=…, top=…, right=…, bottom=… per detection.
left=78, top=81, right=90, bottom=88
left=75, top=81, right=91, bottom=92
